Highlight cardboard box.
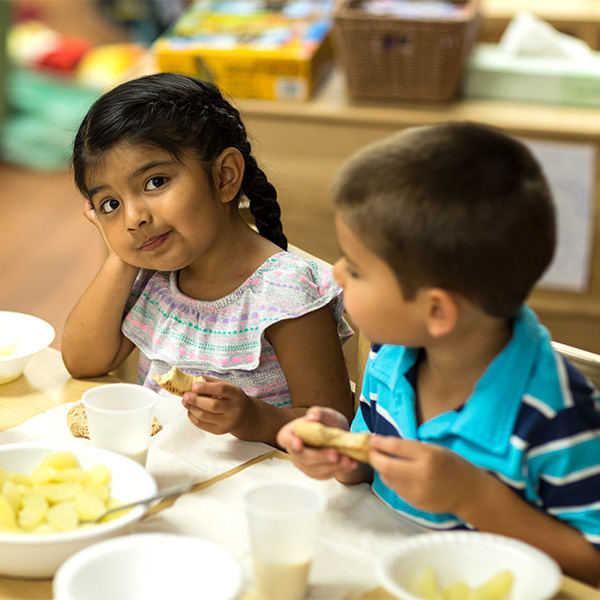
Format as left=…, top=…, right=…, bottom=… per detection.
left=154, top=0, right=334, bottom=101
left=464, top=43, right=600, bottom=108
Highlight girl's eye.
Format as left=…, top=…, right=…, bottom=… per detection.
left=145, top=176, right=167, bottom=191
left=99, top=198, right=120, bottom=214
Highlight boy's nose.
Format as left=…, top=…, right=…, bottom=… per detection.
left=332, top=259, right=345, bottom=287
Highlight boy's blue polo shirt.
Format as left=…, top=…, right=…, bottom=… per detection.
left=352, top=305, right=600, bottom=549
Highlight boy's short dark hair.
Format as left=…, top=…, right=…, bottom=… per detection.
left=332, top=121, right=556, bottom=318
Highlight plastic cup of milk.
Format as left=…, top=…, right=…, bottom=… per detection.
left=82, top=383, right=157, bottom=466
left=243, top=481, right=326, bottom=600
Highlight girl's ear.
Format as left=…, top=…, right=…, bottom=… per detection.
left=424, top=288, right=459, bottom=338
left=213, top=147, right=244, bottom=204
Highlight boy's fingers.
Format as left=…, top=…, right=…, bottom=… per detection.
left=370, top=435, right=422, bottom=458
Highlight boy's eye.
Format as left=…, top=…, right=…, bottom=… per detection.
left=145, top=176, right=167, bottom=191
left=343, top=260, right=359, bottom=278
left=99, top=198, right=120, bottom=214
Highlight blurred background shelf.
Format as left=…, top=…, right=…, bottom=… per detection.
left=3, top=0, right=600, bottom=362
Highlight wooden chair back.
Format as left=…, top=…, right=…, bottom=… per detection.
left=552, top=341, right=600, bottom=390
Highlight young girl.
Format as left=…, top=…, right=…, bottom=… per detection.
left=62, top=72, right=353, bottom=447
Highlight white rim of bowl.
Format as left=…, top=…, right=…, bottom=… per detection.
left=53, top=533, right=244, bottom=599
left=0, top=443, right=156, bottom=543
left=0, top=312, right=55, bottom=359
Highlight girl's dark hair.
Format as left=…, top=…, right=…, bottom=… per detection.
left=73, top=72, right=287, bottom=250
left=333, top=121, right=556, bottom=318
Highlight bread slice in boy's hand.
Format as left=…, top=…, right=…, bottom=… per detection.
left=293, top=420, right=371, bottom=463
left=152, top=366, right=206, bottom=397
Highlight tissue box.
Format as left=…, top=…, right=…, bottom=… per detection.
left=464, top=43, right=600, bottom=108
left=154, top=0, right=334, bottom=101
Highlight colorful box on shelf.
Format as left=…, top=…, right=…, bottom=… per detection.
left=153, top=0, right=334, bottom=101
left=464, top=43, right=600, bottom=108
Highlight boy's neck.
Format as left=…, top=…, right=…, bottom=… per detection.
left=415, top=315, right=513, bottom=425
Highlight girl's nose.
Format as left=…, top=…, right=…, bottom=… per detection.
left=125, top=198, right=152, bottom=230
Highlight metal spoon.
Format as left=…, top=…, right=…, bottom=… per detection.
left=93, top=480, right=199, bottom=523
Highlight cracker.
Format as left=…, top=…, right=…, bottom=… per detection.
left=67, top=403, right=161, bottom=439
left=152, top=366, right=206, bottom=397
left=293, top=420, right=371, bottom=463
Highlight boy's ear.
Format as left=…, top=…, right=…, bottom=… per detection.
left=424, top=288, right=459, bottom=338
left=213, top=147, right=244, bottom=204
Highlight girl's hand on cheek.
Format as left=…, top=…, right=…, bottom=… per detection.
left=369, top=436, right=482, bottom=516
left=182, top=378, right=250, bottom=435
left=83, top=200, right=124, bottom=261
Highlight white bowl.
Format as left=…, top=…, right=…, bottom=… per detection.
left=53, top=533, right=244, bottom=600
left=0, top=311, right=55, bottom=384
left=378, top=531, right=562, bottom=600
left=0, top=442, right=157, bottom=578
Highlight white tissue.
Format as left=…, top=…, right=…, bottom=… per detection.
left=499, top=12, right=593, bottom=61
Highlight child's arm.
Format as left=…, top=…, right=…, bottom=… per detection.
left=61, top=201, right=138, bottom=377
left=182, top=307, right=354, bottom=447
left=369, top=436, right=600, bottom=586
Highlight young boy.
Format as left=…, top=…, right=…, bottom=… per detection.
left=277, top=121, right=600, bottom=586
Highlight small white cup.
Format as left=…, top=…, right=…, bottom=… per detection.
left=244, top=481, right=326, bottom=600
left=82, top=383, right=157, bottom=466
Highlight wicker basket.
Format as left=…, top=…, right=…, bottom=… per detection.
left=333, top=0, right=481, bottom=102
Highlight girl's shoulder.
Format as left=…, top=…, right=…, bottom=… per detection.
left=258, top=250, right=333, bottom=281
left=251, top=250, right=340, bottom=309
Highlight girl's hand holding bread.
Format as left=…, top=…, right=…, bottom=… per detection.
left=181, top=377, right=253, bottom=437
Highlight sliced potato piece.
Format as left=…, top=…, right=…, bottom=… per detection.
left=417, top=565, right=443, bottom=599
left=47, top=501, right=79, bottom=531
left=18, top=494, right=48, bottom=530
left=74, top=489, right=106, bottom=522
left=472, top=570, right=514, bottom=600
left=38, top=482, right=82, bottom=504
left=34, top=452, right=80, bottom=472
left=0, top=495, right=17, bottom=529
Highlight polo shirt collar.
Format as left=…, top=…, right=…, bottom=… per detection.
left=371, top=305, right=544, bottom=455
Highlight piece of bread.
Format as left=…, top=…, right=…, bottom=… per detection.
left=293, top=420, right=371, bottom=463
left=67, top=403, right=161, bottom=439
left=152, top=366, right=206, bottom=397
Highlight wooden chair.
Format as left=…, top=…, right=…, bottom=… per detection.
left=552, top=341, right=600, bottom=390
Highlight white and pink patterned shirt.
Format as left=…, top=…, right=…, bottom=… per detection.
left=122, top=251, right=352, bottom=407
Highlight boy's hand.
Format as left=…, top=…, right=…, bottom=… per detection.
left=369, top=436, right=484, bottom=515
left=182, top=377, right=250, bottom=435
left=277, top=408, right=360, bottom=480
